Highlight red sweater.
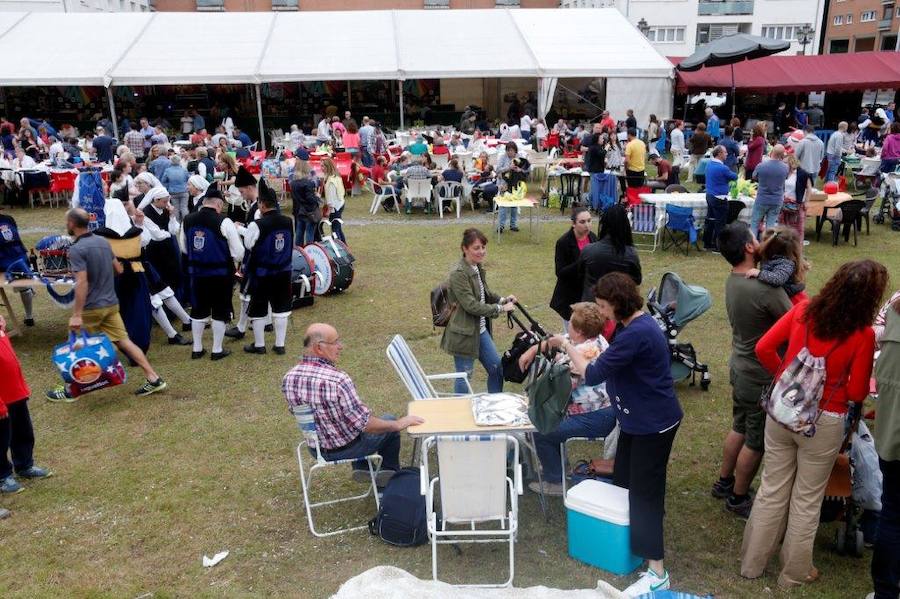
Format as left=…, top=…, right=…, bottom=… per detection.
left=0, top=330, right=30, bottom=417
left=755, top=301, right=874, bottom=414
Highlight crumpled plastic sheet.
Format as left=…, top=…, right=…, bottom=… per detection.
left=471, top=393, right=531, bottom=427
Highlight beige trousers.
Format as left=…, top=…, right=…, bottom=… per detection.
left=740, top=413, right=844, bottom=587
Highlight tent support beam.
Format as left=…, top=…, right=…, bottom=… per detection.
left=398, top=80, right=405, bottom=130
left=106, top=87, right=119, bottom=141
left=731, top=64, right=736, bottom=119
left=255, top=84, right=266, bottom=152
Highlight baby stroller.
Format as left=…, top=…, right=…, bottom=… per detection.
left=500, top=302, right=549, bottom=384
left=876, top=171, right=900, bottom=231
left=646, top=272, right=712, bottom=390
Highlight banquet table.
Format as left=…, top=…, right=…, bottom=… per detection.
left=638, top=192, right=755, bottom=224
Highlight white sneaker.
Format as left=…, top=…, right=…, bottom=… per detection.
left=622, top=568, right=670, bottom=597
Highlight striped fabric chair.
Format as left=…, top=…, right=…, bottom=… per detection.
left=292, top=405, right=382, bottom=537
left=386, top=334, right=472, bottom=400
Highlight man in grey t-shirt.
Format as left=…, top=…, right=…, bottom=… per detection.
left=46, top=209, right=167, bottom=402
left=749, top=145, right=789, bottom=239
left=712, top=223, right=792, bottom=518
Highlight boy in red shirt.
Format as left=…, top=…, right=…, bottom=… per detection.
left=0, top=315, right=51, bottom=495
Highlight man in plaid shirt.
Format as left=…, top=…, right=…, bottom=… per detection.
left=282, top=323, right=424, bottom=486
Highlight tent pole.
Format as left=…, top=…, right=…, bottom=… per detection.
left=106, top=87, right=119, bottom=141
left=255, top=84, right=266, bottom=152
left=347, top=81, right=352, bottom=112
left=731, top=63, right=736, bottom=119
left=399, top=80, right=405, bottom=130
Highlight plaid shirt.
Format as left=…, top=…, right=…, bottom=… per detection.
left=281, top=356, right=371, bottom=450
left=124, top=130, right=144, bottom=158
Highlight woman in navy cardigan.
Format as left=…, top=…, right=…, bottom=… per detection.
left=704, top=144, right=738, bottom=251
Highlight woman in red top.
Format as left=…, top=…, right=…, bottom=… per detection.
left=342, top=120, right=361, bottom=157
left=741, top=259, right=887, bottom=588
left=744, top=123, right=766, bottom=177
left=0, top=315, right=52, bottom=496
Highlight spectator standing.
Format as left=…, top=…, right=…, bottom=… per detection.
left=520, top=113, right=533, bottom=143
left=722, top=127, right=741, bottom=172
left=139, top=118, right=155, bottom=153
left=625, top=109, right=637, bottom=131
left=149, top=148, right=171, bottom=180
left=670, top=120, right=686, bottom=168
left=646, top=115, right=660, bottom=147
left=358, top=117, right=375, bottom=167
left=550, top=207, right=598, bottom=330
left=703, top=145, right=737, bottom=250
left=807, top=104, right=824, bottom=129
left=706, top=108, right=721, bottom=141
left=713, top=223, right=792, bottom=518
left=92, top=127, right=116, bottom=164
left=180, top=111, right=194, bottom=140
left=161, top=155, right=191, bottom=219
left=321, top=158, right=346, bottom=243
left=578, top=205, right=642, bottom=301
left=191, top=109, right=205, bottom=133
left=750, top=144, right=789, bottom=236
left=688, top=122, right=712, bottom=179
left=825, top=122, right=848, bottom=182
left=124, top=123, right=145, bottom=160
left=290, top=152, right=321, bottom=246
left=741, top=259, right=886, bottom=588
left=793, top=102, right=808, bottom=128
left=495, top=142, right=526, bottom=233
left=880, top=122, right=900, bottom=174
left=794, top=125, right=825, bottom=185
left=624, top=128, right=646, bottom=188
left=584, top=131, right=608, bottom=209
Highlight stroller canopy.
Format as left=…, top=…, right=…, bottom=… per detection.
left=657, top=272, right=712, bottom=329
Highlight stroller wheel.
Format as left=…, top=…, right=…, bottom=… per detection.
left=874, top=214, right=885, bottom=225
left=851, top=529, right=865, bottom=557
left=835, top=527, right=847, bottom=555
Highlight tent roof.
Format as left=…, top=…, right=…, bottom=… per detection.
left=0, top=8, right=672, bottom=87
left=671, top=52, right=900, bottom=94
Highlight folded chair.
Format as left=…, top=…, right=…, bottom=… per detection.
left=292, top=405, right=382, bottom=538
left=420, top=434, right=522, bottom=587
left=662, top=204, right=699, bottom=255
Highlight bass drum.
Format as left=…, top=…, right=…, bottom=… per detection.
left=291, top=246, right=316, bottom=309
left=304, top=235, right=355, bottom=295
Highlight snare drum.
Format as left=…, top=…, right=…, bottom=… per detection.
left=291, top=246, right=316, bottom=308
left=304, top=235, right=355, bottom=295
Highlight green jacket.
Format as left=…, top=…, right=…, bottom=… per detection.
left=440, top=258, right=502, bottom=359
left=875, top=307, right=900, bottom=461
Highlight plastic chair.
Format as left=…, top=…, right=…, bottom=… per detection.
left=433, top=181, right=464, bottom=219
left=663, top=204, right=699, bottom=255
left=665, top=184, right=688, bottom=194
left=292, top=405, right=382, bottom=538
left=433, top=153, right=450, bottom=170
left=825, top=199, right=865, bottom=246
left=559, top=173, right=583, bottom=213
left=49, top=171, right=77, bottom=207
left=419, top=434, right=522, bottom=587
left=726, top=199, right=746, bottom=224
left=366, top=178, right=399, bottom=215
left=860, top=187, right=879, bottom=234
left=405, top=178, right=434, bottom=213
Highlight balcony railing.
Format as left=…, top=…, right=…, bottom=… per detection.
left=495, top=0, right=521, bottom=6
left=698, top=1, right=754, bottom=16
left=196, top=0, right=224, bottom=10
left=272, top=0, right=298, bottom=10
left=879, top=17, right=893, bottom=30
left=424, top=0, right=450, bottom=7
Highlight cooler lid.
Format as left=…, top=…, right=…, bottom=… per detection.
left=564, top=479, right=630, bottom=526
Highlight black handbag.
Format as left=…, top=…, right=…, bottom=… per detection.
left=501, top=302, right=548, bottom=383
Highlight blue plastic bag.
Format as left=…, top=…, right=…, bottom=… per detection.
left=52, top=330, right=126, bottom=397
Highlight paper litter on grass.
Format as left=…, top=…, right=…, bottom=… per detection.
left=202, top=551, right=229, bottom=568
left=331, top=566, right=625, bottom=599
left=471, top=393, right=531, bottom=427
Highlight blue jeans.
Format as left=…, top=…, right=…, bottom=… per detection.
left=452, top=330, right=503, bottom=394
left=361, top=147, right=374, bottom=168
left=328, top=206, right=346, bottom=243
left=522, top=130, right=532, bottom=142
left=319, top=414, right=401, bottom=471
left=825, top=153, right=842, bottom=182
left=873, top=458, right=900, bottom=599
left=749, top=201, right=782, bottom=239
left=295, top=217, right=318, bottom=246
left=533, top=407, right=617, bottom=483
left=497, top=206, right=518, bottom=230
left=703, top=193, right=728, bottom=250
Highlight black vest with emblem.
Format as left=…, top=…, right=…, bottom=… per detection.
left=0, top=214, right=27, bottom=271
left=183, top=207, right=231, bottom=277
left=248, top=211, right=294, bottom=278
left=143, top=205, right=179, bottom=271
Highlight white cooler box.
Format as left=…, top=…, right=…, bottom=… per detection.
left=565, top=479, right=642, bottom=575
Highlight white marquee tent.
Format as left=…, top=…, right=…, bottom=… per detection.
left=0, top=8, right=673, bottom=144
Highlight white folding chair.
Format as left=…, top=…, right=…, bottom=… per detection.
left=420, top=434, right=522, bottom=587
left=292, top=405, right=382, bottom=537
left=560, top=424, right=618, bottom=497
left=386, top=334, right=472, bottom=400
left=433, top=153, right=450, bottom=169
left=630, top=202, right=662, bottom=252
left=433, top=181, right=463, bottom=219
left=454, top=151, right=473, bottom=173
left=366, top=178, right=400, bottom=215
left=405, top=178, right=433, bottom=213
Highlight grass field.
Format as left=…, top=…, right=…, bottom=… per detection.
left=1, top=185, right=897, bottom=598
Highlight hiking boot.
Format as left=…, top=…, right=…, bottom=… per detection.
left=168, top=333, right=191, bottom=346
left=528, top=480, right=564, bottom=497
left=725, top=494, right=754, bottom=519
left=135, top=378, right=167, bottom=397
left=711, top=476, right=734, bottom=499
left=224, top=327, right=244, bottom=340
left=1, top=476, right=23, bottom=494
left=243, top=344, right=266, bottom=355
left=623, top=568, right=670, bottom=597
left=17, top=466, right=52, bottom=480
left=45, top=386, right=76, bottom=403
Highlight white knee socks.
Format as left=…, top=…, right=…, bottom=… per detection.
left=211, top=320, right=226, bottom=353
left=273, top=312, right=289, bottom=348
left=251, top=318, right=266, bottom=349
left=19, top=288, right=34, bottom=320
left=153, top=307, right=178, bottom=339
left=236, top=296, right=250, bottom=333
left=191, top=318, right=207, bottom=352
left=163, top=295, right=191, bottom=325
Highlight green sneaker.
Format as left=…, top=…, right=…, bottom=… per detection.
left=45, top=386, right=76, bottom=403
left=135, top=378, right=167, bottom=397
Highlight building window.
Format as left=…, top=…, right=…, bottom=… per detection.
left=647, top=27, right=685, bottom=43
left=860, top=11, right=876, bottom=22
left=829, top=39, right=850, bottom=53
left=761, top=24, right=805, bottom=41
left=833, top=15, right=843, bottom=25
left=697, top=23, right=746, bottom=44
left=847, top=14, right=852, bottom=24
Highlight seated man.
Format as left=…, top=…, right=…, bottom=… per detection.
left=517, top=302, right=617, bottom=496
left=647, top=152, right=677, bottom=191
left=281, top=323, right=424, bottom=486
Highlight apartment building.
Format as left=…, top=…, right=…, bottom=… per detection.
left=151, top=0, right=558, bottom=11
left=0, top=0, right=150, bottom=10
left=822, top=0, right=899, bottom=52
left=562, top=0, right=826, bottom=56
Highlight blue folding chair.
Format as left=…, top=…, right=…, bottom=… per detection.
left=663, top=204, right=699, bottom=255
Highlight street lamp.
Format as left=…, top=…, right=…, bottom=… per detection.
left=637, top=18, right=651, bottom=38
left=796, top=23, right=814, bottom=55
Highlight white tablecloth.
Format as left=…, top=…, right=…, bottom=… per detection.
left=639, top=192, right=755, bottom=224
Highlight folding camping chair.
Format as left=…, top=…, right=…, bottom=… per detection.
left=292, top=405, right=382, bottom=537
left=630, top=202, right=661, bottom=252
left=662, top=204, right=699, bottom=255
left=419, top=434, right=522, bottom=587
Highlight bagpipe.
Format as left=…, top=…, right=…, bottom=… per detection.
left=3, top=235, right=76, bottom=308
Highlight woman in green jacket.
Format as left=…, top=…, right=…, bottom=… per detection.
left=440, top=228, right=516, bottom=393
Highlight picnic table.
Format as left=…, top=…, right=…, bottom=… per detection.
left=492, top=194, right=542, bottom=243
left=0, top=279, right=51, bottom=337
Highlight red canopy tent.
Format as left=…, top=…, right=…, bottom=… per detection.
left=671, top=51, right=900, bottom=94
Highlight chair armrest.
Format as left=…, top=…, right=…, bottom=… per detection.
left=426, top=372, right=469, bottom=381
left=420, top=463, right=428, bottom=496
